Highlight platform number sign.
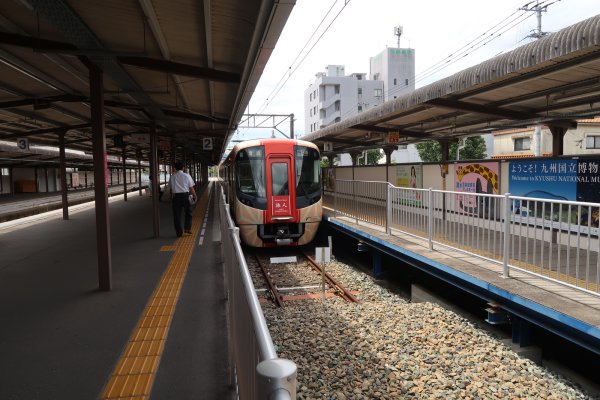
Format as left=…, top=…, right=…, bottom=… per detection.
left=203, top=137, right=213, bottom=150
left=387, top=131, right=400, bottom=144
left=16, top=138, right=29, bottom=152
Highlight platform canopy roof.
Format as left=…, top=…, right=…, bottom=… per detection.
left=302, top=15, right=600, bottom=157
left=0, top=0, right=294, bottom=168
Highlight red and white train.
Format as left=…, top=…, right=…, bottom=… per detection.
left=220, top=138, right=322, bottom=247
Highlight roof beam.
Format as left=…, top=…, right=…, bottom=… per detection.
left=162, top=108, right=229, bottom=125
left=352, top=123, right=431, bottom=138
left=138, top=0, right=196, bottom=131
left=0, top=94, right=86, bottom=109
left=0, top=32, right=240, bottom=84
left=117, top=57, right=240, bottom=83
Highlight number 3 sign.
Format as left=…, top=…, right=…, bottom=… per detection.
left=17, top=138, right=29, bottom=152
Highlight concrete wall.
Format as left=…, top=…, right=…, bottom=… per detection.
left=325, top=160, right=517, bottom=194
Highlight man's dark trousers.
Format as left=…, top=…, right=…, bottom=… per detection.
left=172, top=192, right=192, bottom=236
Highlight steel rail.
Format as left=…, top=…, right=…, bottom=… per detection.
left=254, top=253, right=284, bottom=308
left=301, top=251, right=360, bottom=303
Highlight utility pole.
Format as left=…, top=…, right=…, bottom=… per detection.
left=520, top=0, right=558, bottom=39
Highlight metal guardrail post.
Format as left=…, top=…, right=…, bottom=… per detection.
left=256, top=358, right=297, bottom=399
left=334, top=180, right=338, bottom=219
left=386, top=184, right=391, bottom=234
left=353, top=181, right=358, bottom=225
left=428, top=188, right=433, bottom=250
left=502, top=193, right=511, bottom=278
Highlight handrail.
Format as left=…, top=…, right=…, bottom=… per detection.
left=329, top=179, right=600, bottom=297
left=217, top=183, right=297, bottom=399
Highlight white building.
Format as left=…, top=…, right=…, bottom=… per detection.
left=370, top=48, right=415, bottom=101
left=491, top=117, right=600, bottom=159
left=304, top=61, right=420, bottom=166
left=370, top=47, right=421, bottom=164
left=304, top=65, right=384, bottom=135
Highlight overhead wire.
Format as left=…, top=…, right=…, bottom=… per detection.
left=257, top=0, right=560, bottom=136
left=255, top=0, right=352, bottom=115
left=384, top=2, right=552, bottom=99
left=384, top=13, right=535, bottom=100
left=254, top=0, right=341, bottom=115
left=310, top=1, right=555, bottom=133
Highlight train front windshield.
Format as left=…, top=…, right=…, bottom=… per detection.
left=235, top=146, right=266, bottom=199
left=294, top=146, right=321, bottom=206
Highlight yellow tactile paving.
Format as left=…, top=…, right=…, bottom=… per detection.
left=100, top=185, right=210, bottom=400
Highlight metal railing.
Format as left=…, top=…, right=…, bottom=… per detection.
left=328, top=180, right=600, bottom=296
left=218, top=186, right=297, bottom=399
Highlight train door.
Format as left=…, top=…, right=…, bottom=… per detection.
left=266, top=156, right=296, bottom=221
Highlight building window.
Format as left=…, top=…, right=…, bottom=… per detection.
left=358, top=105, right=363, bottom=112
left=334, top=85, right=340, bottom=94
left=335, top=101, right=340, bottom=111
left=586, top=135, right=600, bottom=149
left=514, top=137, right=531, bottom=151
left=356, top=75, right=362, bottom=80
left=358, top=88, right=362, bottom=95
left=393, top=78, right=397, bottom=85
left=405, top=79, right=409, bottom=85
left=374, top=88, right=382, bottom=98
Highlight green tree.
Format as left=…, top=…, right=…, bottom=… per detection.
left=357, top=149, right=383, bottom=165
left=415, top=136, right=487, bottom=162
left=320, top=156, right=331, bottom=168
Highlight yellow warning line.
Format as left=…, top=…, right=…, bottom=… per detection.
left=100, top=185, right=210, bottom=400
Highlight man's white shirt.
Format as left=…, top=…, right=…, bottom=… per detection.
left=170, top=171, right=194, bottom=193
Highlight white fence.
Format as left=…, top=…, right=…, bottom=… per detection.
left=328, top=180, right=600, bottom=296
left=218, top=186, right=297, bottom=399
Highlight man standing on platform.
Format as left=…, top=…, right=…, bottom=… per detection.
left=170, top=162, right=197, bottom=237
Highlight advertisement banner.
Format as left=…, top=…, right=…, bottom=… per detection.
left=508, top=159, right=577, bottom=201
left=396, top=164, right=422, bottom=204
left=454, top=162, right=499, bottom=215
left=508, top=159, right=600, bottom=234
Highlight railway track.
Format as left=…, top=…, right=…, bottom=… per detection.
left=248, top=249, right=359, bottom=307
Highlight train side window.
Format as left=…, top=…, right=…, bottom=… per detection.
left=271, top=163, right=289, bottom=196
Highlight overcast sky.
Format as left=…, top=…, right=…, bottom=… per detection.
left=231, top=0, right=600, bottom=145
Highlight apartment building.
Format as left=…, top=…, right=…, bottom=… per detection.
left=304, top=65, right=383, bottom=135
